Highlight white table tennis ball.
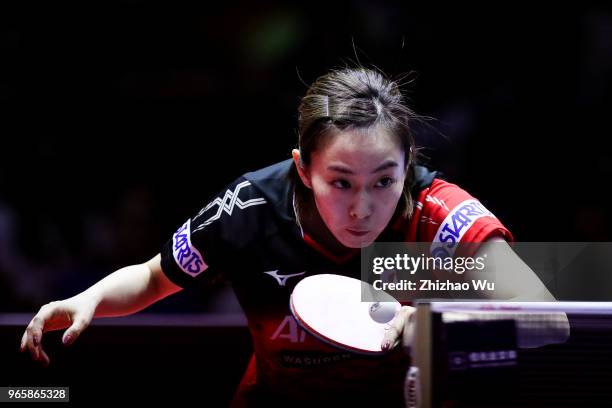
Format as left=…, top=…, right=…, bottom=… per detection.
left=369, top=301, right=400, bottom=323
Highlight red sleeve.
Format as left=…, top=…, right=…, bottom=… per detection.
left=405, top=178, right=513, bottom=255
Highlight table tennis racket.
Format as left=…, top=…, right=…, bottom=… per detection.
left=290, top=274, right=401, bottom=354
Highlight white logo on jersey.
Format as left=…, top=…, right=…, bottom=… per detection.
left=425, top=194, right=449, bottom=211
left=420, top=216, right=439, bottom=225
left=431, top=199, right=495, bottom=256
left=192, top=180, right=266, bottom=232
left=172, top=219, right=208, bottom=276
left=270, top=315, right=307, bottom=343
left=264, top=270, right=306, bottom=286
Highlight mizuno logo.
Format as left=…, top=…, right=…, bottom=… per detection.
left=192, top=180, right=266, bottom=232
left=264, top=270, right=306, bottom=286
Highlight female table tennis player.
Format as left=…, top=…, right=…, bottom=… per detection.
left=20, top=66, right=554, bottom=406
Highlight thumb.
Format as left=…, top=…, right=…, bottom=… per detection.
left=62, top=317, right=88, bottom=346
left=381, top=306, right=415, bottom=351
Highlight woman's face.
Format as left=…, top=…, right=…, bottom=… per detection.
left=294, top=128, right=407, bottom=248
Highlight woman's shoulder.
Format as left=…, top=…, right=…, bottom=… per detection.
left=243, top=158, right=294, bottom=182
left=240, top=159, right=296, bottom=224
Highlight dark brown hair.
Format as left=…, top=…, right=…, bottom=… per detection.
left=292, top=66, right=421, bottom=222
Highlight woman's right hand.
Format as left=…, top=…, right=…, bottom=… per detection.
left=19, top=296, right=98, bottom=366
left=18, top=255, right=181, bottom=366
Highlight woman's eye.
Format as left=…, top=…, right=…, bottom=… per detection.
left=376, top=177, right=395, bottom=188
left=332, top=180, right=351, bottom=189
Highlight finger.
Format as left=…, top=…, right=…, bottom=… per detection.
left=39, top=349, right=50, bottom=367
left=27, top=314, right=46, bottom=345
left=32, top=331, right=42, bottom=361
left=25, top=324, right=51, bottom=366
left=381, top=306, right=415, bottom=351
left=24, top=304, right=60, bottom=360
left=28, top=337, right=39, bottom=361
left=382, top=311, right=406, bottom=350
left=381, top=324, right=401, bottom=351
left=19, top=332, right=27, bottom=352
left=25, top=327, right=38, bottom=360
left=30, top=334, right=50, bottom=366
left=401, top=308, right=416, bottom=350
left=62, top=317, right=88, bottom=346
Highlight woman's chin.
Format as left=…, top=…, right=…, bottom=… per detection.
left=338, top=234, right=375, bottom=248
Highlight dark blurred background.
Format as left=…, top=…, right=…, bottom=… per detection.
left=2, top=3, right=612, bottom=406
left=1, top=2, right=612, bottom=311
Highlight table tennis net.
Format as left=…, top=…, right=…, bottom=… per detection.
left=411, top=301, right=612, bottom=408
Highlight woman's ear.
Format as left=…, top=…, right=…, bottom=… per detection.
left=292, top=149, right=312, bottom=189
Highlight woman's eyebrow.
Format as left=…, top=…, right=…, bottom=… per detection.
left=326, top=160, right=398, bottom=175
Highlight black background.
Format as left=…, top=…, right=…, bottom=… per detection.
left=2, top=3, right=611, bottom=310
left=2, top=2, right=612, bottom=405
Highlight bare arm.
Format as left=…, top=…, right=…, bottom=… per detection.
left=470, top=237, right=556, bottom=301
left=382, top=237, right=558, bottom=351
left=20, top=254, right=182, bottom=365
left=459, top=238, right=569, bottom=348
left=88, top=254, right=182, bottom=317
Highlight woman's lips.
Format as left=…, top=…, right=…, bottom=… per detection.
left=346, top=229, right=369, bottom=237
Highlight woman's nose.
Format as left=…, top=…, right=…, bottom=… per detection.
left=349, top=192, right=373, bottom=219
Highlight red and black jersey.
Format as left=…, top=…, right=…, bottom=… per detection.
left=405, top=167, right=514, bottom=253
left=159, top=159, right=513, bottom=406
